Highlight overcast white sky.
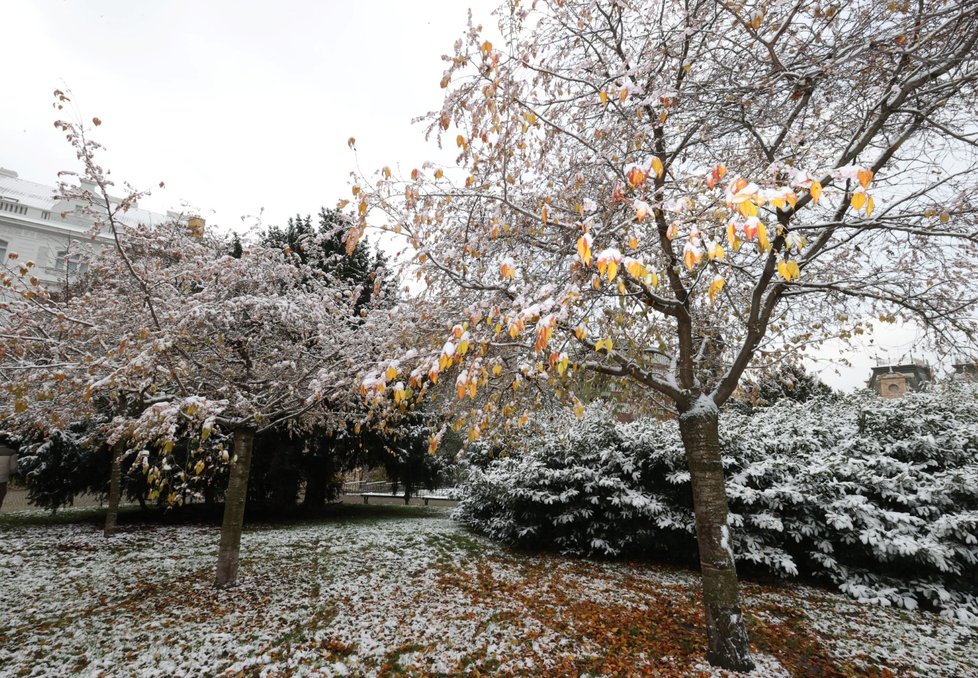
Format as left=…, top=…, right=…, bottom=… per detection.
left=0, top=0, right=941, bottom=391
left=0, top=0, right=496, bottom=228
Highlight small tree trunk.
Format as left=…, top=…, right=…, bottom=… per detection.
left=303, top=470, right=327, bottom=510
left=104, top=446, right=123, bottom=537
left=215, top=428, right=255, bottom=588
left=679, top=406, right=754, bottom=672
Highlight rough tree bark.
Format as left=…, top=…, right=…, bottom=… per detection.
left=679, top=405, right=754, bottom=672
left=215, top=428, right=255, bottom=587
left=103, top=445, right=123, bottom=537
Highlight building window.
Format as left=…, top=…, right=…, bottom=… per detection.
left=0, top=200, right=28, bottom=215
left=41, top=211, right=51, bottom=220
left=0, top=239, right=7, bottom=261
left=887, top=383, right=901, bottom=394
left=55, top=251, right=89, bottom=275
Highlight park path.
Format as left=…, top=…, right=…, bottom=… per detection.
left=0, top=487, right=107, bottom=514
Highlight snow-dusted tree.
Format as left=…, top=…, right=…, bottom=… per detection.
left=351, top=1, right=978, bottom=668
left=0, top=104, right=397, bottom=586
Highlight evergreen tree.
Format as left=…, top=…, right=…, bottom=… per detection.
left=260, top=208, right=393, bottom=313
left=256, top=208, right=401, bottom=508
left=734, top=363, right=836, bottom=412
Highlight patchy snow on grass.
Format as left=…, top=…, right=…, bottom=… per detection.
left=0, top=508, right=975, bottom=676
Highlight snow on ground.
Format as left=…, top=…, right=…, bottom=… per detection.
left=0, top=507, right=974, bottom=676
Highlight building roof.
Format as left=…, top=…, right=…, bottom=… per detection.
left=0, top=169, right=59, bottom=211
left=869, top=362, right=932, bottom=377
left=0, top=167, right=171, bottom=229
left=867, top=362, right=933, bottom=389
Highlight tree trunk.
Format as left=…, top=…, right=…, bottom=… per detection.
left=303, top=469, right=327, bottom=510
left=215, top=428, right=255, bottom=587
left=678, top=407, right=754, bottom=672
left=104, top=445, right=123, bottom=537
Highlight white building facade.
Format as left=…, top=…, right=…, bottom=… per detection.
left=0, top=167, right=173, bottom=288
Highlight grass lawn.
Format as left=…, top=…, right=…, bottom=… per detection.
left=0, top=505, right=974, bottom=676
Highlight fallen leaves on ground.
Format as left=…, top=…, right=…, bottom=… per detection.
left=0, top=508, right=973, bottom=677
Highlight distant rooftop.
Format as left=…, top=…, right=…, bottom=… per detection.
left=0, top=168, right=59, bottom=211
left=0, top=166, right=171, bottom=229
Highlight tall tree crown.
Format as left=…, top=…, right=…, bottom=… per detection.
left=352, top=0, right=978, bottom=438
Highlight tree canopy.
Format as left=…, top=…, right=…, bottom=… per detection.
left=350, top=0, right=978, bottom=668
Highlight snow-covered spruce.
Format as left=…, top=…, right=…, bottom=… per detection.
left=454, top=387, right=978, bottom=621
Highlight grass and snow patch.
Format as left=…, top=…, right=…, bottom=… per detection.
left=0, top=506, right=974, bottom=676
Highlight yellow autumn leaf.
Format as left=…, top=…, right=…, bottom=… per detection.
left=625, top=259, right=646, bottom=279
left=385, top=366, right=398, bottom=381
left=508, top=318, right=524, bottom=339
left=737, top=200, right=758, bottom=217
left=857, top=168, right=874, bottom=189
left=492, top=364, right=503, bottom=376
left=599, top=90, right=608, bottom=105
left=652, top=157, right=664, bottom=179
left=851, top=191, right=867, bottom=211
left=810, top=181, right=822, bottom=204
left=576, top=234, right=592, bottom=266
left=708, top=276, right=725, bottom=303
left=777, top=259, right=801, bottom=281
left=757, top=223, right=770, bottom=252
left=866, top=195, right=875, bottom=217
left=557, top=354, right=569, bottom=376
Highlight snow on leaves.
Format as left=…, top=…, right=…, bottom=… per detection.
left=456, top=389, right=978, bottom=622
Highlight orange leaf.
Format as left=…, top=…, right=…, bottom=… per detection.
left=576, top=233, right=593, bottom=266
left=810, top=181, right=822, bottom=204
